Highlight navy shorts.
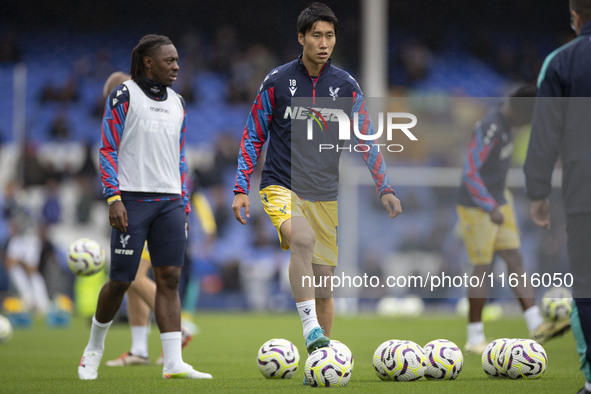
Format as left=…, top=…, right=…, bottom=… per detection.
left=109, top=192, right=187, bottom=282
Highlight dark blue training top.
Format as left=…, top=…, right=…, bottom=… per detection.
left=458, top=104, right=514, bottom=211
left=234, top=56, right=394, bottom=201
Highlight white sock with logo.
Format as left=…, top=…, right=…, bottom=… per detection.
left=524, top=305, right=544, bottom=332
left=467, top=322, right=485, bottom=345
left=296, top=300, right=320, bottom=338
left=130, top=326, right=149, bottom=358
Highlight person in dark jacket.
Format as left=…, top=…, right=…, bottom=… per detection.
left=524, top=1, right=591, bottom=392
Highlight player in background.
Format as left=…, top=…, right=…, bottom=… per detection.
left=232, top=2, right=401, bottom=357
left=99, top=72, right=197, bottom=368
left=457, top=86, right=565, bottom=354
left=3, top=181, right=49, bottom=315
left=524, top=1, right=591, bottom=392
left=78, top=35, right=211, bottom=380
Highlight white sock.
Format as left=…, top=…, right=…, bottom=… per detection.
left=524, top=305, right=544, bottom=332
left=296, top=300, right=321, bottom=338
left=467, top=322, right=485, bottom=344
left=130, top=326, right=149, bottom=358
left=29, top=272, right=50, bottom=314
left=85, top=316, right=113, bottom=353
left=161, top=331, right=183, bottom=371
left=7, top=266, right=34, bottom=309
left=585, top=381, right=591, bottom=391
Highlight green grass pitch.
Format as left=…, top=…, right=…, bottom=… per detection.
left=0, top=312, right=583, bottom=393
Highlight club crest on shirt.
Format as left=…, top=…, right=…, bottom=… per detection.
left=329, top=86, right=340, bottom=101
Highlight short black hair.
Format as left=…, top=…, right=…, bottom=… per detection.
left=297, top=2, right=339, bottom=36
left=508, top=85, right=537, bottom=125
left=130, top=34, right=174, bottom=81
left=571, top=0, right=591, bottom=24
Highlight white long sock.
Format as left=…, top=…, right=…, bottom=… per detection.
left=161, top=331, right=183, bottom=371
left=585, top=381, right=591, bottom=391
left=29, top=272, right=50, bottom=314
left=130, top=326, right=149, bottom=358
left=296, top=300, right=321, bottom=338
left=524, top=305, right=544, bottom=332
left=467, top=322, right=485, bottom=344
left=85, top=316, right=113, bottom=353
left=7, top=265, right=34, bottom=309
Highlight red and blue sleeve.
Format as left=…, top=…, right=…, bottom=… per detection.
left=461, top=123, right=498, bottom=212
left=99, top=86, right=128, bottom=199
left=233, top=87, right=275, bottom=194
left=179, top=104, right=190, bottom=214
left=351, top=92, right=395, bottom=197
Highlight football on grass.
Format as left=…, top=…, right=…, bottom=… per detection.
left=381, top=340, right=426, bottom=381
left=304, top=346, right=352, bottom=387
left=256, top=338, right=299, bottom=379
left=423, top=339, right=463, bottom=380
left=503, top=339, right=547, bottom=379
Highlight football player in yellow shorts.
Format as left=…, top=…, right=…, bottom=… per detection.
left=232, top=3, right=402, bottom=357
left=457, top=87, right=566, bottom=354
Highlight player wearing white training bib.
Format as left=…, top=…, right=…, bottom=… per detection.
left=79, top=34, right=210, bottom=381
left=115, top=80, right=185, bottom=194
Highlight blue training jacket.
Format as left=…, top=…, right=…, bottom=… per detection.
left=233, top=56, right=394, bottom=201
left=458, top=105, right=514, bottom=212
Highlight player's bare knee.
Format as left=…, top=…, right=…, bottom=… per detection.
left=290, top=231, right=316, bottom=254
left=153, top=266, right=181, bottom=290
left=500, top=249, right=523, bottom=270
left=106, top=279, right=131, bottom=295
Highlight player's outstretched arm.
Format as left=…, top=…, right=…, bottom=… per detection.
left=350, top=92, right=396, bottom=199
left=232, top=193, right=250, bottom=225
left=530, top=199, right=550, bottom=230
left=381, top=193, right=402, bottom=219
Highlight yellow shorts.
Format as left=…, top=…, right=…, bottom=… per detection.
left=456, top=201, right=520, bottom=265
left=259, top=185, right=338, bottom=266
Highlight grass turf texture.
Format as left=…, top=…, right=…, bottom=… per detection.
left=0, top=312, right=582, bottom=393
